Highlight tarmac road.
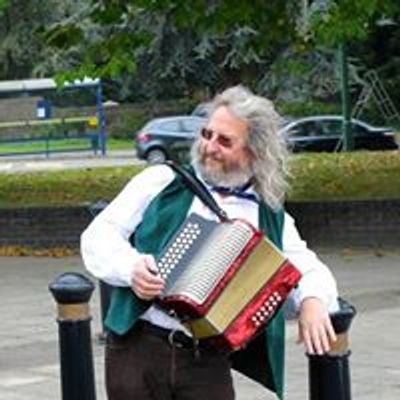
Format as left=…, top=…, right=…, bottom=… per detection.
left=1, top=248, right=399, bottom=400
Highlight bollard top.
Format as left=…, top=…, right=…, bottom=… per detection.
left=49, top=272, right=95, bottom=304
left=330, top=297, right=357, bottom=334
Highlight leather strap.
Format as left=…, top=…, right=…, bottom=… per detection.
left=164, top=161, right=229, bottom=222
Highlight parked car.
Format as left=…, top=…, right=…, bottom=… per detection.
left=191, top=102, right=212, bottom=118
left=279, top=115, right=399, bottom=152
left=135, top=116, right=206, bottom=163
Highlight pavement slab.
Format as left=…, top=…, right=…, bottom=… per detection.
left=1, top=249, right=399, bottom=399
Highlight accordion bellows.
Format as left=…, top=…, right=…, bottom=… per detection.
left=157, top=213, right=302, bottom=350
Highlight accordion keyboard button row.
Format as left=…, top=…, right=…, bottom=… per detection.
left=158, top=223, right=201, bottom=280
left=251, top=291, right=283, bottom=327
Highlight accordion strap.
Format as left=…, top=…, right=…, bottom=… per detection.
left=165, top=161, right=229, bottom=222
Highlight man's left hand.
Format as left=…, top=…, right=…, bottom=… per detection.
left=297, top=297, right=337, bottom=355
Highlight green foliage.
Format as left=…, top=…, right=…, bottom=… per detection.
left=0, top=165, right=144, bottom=207
left=43, top=1, right=299, bottom=100
left=0, top=0, right=10, bottom=13
left=1, top=151, right=399, bottom=207
left=288, top=150, right=400, bottom=201
left=277, top=100, right=341, bottom=118
left=307, top=0, right=399, bottom=45
left=0, top=0, right=85, bottom=80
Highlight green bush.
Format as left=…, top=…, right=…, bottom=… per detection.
left=0, top=150, right=399, bottom=207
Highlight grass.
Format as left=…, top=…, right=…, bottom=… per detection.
left=0, top=150, right=399, bottom=207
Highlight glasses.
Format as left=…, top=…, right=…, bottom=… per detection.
left=200, top=127, right=235, bottom=149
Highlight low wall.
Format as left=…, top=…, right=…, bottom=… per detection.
left=0, top=199, right=399, bottom=249
left=286, top=199, right=400, bottom=248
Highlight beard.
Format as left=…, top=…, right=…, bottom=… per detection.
left=190, top=139, right=253, bottom=188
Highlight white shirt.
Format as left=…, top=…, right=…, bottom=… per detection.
left=81, top=165, right=339, bottom=331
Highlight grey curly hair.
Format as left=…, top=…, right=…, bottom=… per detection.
left=205, top=85, right=289, bottom=210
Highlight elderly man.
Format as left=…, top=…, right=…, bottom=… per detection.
left=81, top=85, right=339, bottom=400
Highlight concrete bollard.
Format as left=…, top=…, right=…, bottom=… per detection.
left=308, top=298, right=356, bottom=400
left=49, top=272, right=96, bottom=400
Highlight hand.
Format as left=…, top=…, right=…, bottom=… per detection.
left=297, top=297, right=337, bottom=355
left=130, top=254, right=165, bottom=301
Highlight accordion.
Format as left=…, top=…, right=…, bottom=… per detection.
left=157, top=213, right=302, bottom=350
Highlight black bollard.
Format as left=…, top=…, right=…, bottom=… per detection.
left=308, top=298, right=357, bottom=400
left=49, top=272, right=96, bottom=400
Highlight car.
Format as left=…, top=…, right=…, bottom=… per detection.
left=135, top=116, right=207, bottom=163
left=191, top=102, right=212, bottom=118
left=279, top=115, right=399, bottom=152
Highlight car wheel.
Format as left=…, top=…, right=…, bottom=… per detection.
left=146, top=148, right=167, bottom=164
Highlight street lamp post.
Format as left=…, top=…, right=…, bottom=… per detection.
left=339, top=42, right=354, bottom=151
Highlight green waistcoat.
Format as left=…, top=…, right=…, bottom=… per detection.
left=105, top=172, right=286, bottom=399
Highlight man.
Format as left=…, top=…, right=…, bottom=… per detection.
left=81, top=85, right=339, bottom=400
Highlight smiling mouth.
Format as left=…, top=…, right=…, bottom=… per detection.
left=203, top=153, right=223, bottom=163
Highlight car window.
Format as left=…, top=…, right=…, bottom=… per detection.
left=181, top=119, right=204, bottom=132
left=160, top=120, right=181, bottom=132
left=321, top=120, right=342, bottom=135
left=288, top=121, right=323, bottom=137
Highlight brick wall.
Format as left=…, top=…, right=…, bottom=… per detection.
left=0, top=200, right=399, bottom=249
left=0, top=206, right=91, bottom=248
left=286, top=199, right=400, bottom=248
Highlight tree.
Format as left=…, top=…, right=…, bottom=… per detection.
left=0, top=0, right=86, bottom=80
left=43, top=1, right=400, bottom=103
left=44, top=1, right=300, bottom=99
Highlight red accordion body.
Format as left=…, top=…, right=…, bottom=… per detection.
left=157, top=213, right=302, bottom=350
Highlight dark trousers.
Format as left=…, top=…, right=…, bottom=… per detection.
left=105, top=323, right=235, bottom=400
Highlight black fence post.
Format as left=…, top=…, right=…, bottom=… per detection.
left=49, top=272, right=96, bottom=400
left=308, top=298, right=357, bottom=400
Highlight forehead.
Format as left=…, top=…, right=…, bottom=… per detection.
left=207, top=106, right=248, bottom=139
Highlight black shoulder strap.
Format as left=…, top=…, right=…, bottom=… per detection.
left=164, top=161, right=229, bottom=222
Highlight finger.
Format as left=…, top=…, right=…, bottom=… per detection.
left=325, top=319, right=337, bottom=343
left=136, top=281, right=164, bottom=293
left=142, top=270, right=165, bottom=285
left=143, top=255, right=158, bottom=273
left=135, top=283, right=164, bottom=300
left=301, top=327, right=315, bottom=354
left=318, top=326, right=331, bottom=354
left=131, top=273, right=164, bottom=298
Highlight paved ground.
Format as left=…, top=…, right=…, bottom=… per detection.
left=1, top=248, right=399, bottom=399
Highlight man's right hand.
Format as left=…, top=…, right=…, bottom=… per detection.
left=130, top=254, right=165, bottom=300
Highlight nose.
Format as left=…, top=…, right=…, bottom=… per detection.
left=204, top=135, right=221, bottom=154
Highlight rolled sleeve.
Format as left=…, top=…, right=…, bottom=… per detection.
left=81, top=165, right=175, bottom=286
left=282, top=213, right=339, bottom=317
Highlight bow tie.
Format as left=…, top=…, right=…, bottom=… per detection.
left=209, top=181, right=259, bottom=204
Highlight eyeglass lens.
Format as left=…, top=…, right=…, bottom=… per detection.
left=200, top=127, right=233, bottom=148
